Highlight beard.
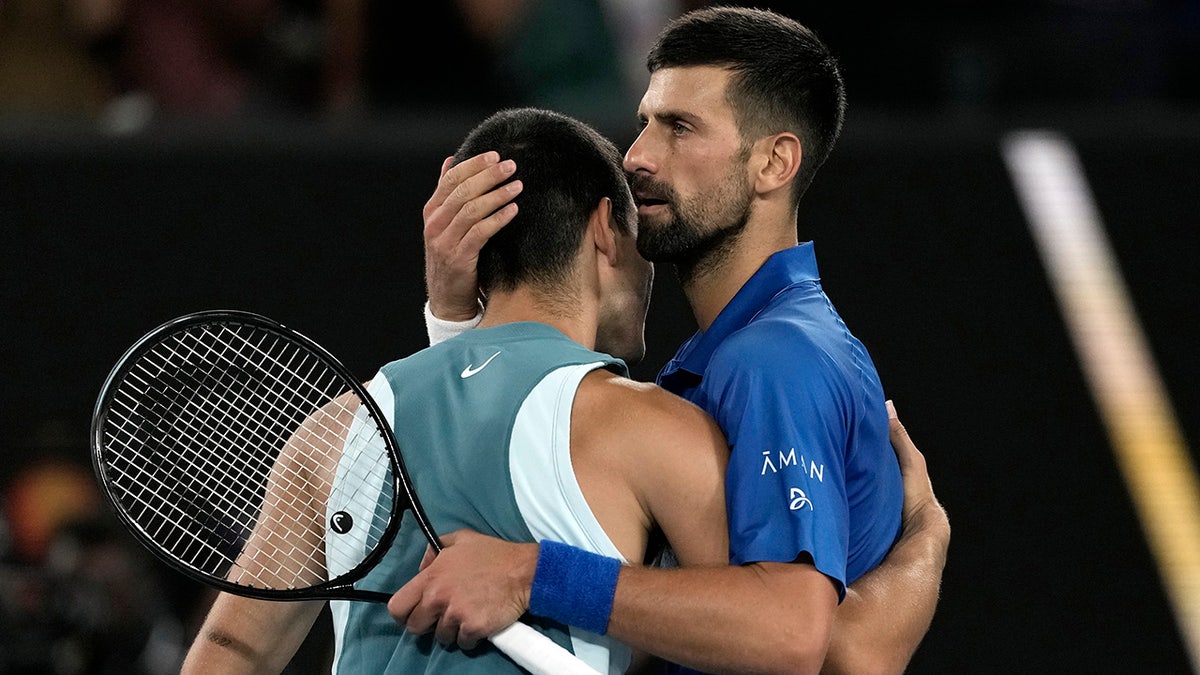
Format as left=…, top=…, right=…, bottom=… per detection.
left=630, top=169, right=754, bottom=286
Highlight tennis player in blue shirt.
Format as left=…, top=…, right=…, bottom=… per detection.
left=657, top=239, right=901, bottom=599
left=393, top=7, right=950, bottom=674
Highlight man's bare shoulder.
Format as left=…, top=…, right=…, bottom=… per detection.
left=573, top=369, right=726, bottom=456
left=571, top=370, right=730, bottom=567
left=581, top=369, right=711, bottom=417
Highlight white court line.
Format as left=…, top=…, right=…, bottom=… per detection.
left=1003, top=130, right=1200, bottom=672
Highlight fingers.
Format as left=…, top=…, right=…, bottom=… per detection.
left=456, top=199, right=519, bottom=255
left=424, top=151, right=522, bottom=243
left=388, top=575, right=428, bottom=630
left=885, top=400, right=950, bottom=542
left=390, top=530, right=532, bottom=652
left=388, top=535, right=488, bottom=651
left=435, top=613, right=481, bottom=650
left=423, top=151, right=523, bottom=320
left=419, top=544, right=437, bottom=572
left=391, top=574, right=461, bottom=644
left=885, top=399, right=925, bottom=475
left=426, top=151, right=498, bottom=217
left=436, top=175, right=521, bottom=256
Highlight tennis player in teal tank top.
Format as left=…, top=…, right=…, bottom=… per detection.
left=330, top=323, right=631, bottom=673
left=325, top=106, right=735, bottom=674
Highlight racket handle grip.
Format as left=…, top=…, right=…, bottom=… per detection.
left=490, top=621, right=602, bottom=675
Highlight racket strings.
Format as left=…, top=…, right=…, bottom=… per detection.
left=99, top=321, right=397, bottom=591
left=108, top=329, right=327, bottom=581
left=105, top=380, right=274, bottom=571
left=204, top=320, right=401, bottom=575
left=147, top=330, right=328, bottom=512
left=205, top=325, right=401, bottom=577
left=118, top=331, right=317, bottom=530
left=185, top=325, right=366, bottom=584
left=117, top=364, right=276, bottom=519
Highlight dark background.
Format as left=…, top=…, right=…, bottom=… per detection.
left=3, top=1, right=1199, bottom=673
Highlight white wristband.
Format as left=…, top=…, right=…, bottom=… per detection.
left=424, top=300, right=483, bottom=346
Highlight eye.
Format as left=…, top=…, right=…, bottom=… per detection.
left=671, top=121, right=690, bottom=136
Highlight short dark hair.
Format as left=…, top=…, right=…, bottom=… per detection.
left=647, top=6, right=846, bottom=202
left=453, top=107, right=635, bottom=293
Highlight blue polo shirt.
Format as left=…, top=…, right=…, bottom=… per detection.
left=658, top=242, right=902, bottom=598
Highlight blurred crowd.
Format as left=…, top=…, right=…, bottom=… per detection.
left=0, top=0, right=691, bottom=133
left=2, top=0, right=1198, bottom=134
left=0, top=434, right=335, bottom=673
left=0, top=457, right=193, bottom=674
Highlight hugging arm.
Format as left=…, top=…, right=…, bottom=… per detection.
left=388, top=403, right=948, bottom=674
left=183, top=395, right=377, bottom=674
left=182, top=404, right=350, bottom=674
left=822, top=402, right=950, bottom=674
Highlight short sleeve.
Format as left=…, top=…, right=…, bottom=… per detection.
left=703, top=326, right=853, bottom=598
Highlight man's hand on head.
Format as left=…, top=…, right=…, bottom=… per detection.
left=423, top=151, right=523, bottom=321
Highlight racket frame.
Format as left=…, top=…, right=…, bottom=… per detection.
left=90, top=309, right=441, bottom=603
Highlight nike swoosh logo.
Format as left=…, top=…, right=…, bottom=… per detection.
left=460, top=351, right=501, bottom=379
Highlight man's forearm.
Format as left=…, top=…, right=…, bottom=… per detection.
left=183, top=627, right=267, bottom=675
left=606, top=562, right=838, bottom=675
left=822, top=502, right=950, bottom=675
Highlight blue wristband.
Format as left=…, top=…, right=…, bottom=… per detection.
left=529, top=540, right=620, bottom=635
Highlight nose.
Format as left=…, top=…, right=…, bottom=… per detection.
left=623, top=129, right=653, bottom=175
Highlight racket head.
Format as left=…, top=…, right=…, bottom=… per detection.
left=90, top=310, right=437, bottom=602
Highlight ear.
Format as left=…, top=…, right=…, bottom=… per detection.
left=589, top=196, right=619, bottom=268
left=752, top=132, right=802, bottom=195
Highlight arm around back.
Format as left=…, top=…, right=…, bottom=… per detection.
left=387, top=373, right=840, bottom=673
left=822, top=402, right=950, bottom=674
left=573, top=373, right=839, bottom=675
left=386, top=369, right=733, bottom=651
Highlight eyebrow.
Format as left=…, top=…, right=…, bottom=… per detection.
left=646, top=108, right=701, bottom=128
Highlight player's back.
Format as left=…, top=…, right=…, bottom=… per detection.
left=328, top=321, right=631, bottom=674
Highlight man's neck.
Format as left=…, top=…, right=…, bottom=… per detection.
left=478, top=287, right=596, bottom=350
left=682, top=222, right=798, bottom=331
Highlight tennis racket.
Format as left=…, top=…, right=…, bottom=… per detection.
left=90, top=310, right=599, bottom=675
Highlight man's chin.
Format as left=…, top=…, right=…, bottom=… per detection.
left=598, top=337, right=646, bottom=364
left=616, top=346, right=646, bottom=365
